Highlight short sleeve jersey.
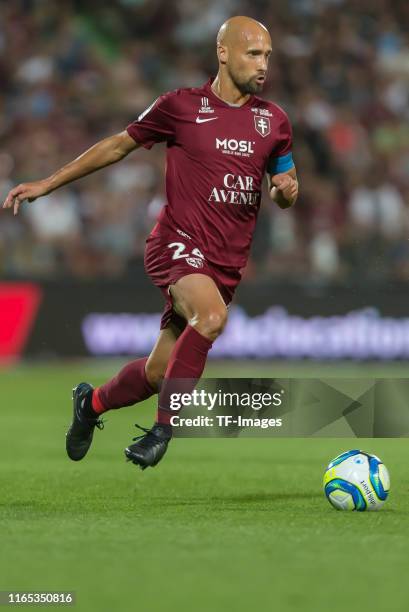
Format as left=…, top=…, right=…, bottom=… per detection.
left=127, top=78, right=294, bottom=269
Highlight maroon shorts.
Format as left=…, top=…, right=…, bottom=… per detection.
left=144, top=230, right=242, bottom=330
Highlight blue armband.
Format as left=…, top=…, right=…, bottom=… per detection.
left=267, top=152, right=294, bottom=174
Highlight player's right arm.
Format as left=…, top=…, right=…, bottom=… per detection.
left=2, top=131, right=140, bottom=215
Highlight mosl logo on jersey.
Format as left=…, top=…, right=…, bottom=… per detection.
left=216, top=138, right=255, bottom=157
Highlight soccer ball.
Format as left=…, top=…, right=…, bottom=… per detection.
left=323, top=450, right=390, bottom=511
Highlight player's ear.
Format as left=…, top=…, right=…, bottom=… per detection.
left=217, top=43, right=228, bottom=65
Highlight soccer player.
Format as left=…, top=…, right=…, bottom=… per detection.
left=3, top=16, right=298, bottom=470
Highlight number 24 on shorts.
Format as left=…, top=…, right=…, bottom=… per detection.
left=168, top=242, right=205, bottom=261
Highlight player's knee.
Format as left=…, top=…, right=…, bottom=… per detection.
left=145, top=359, right=166, bottom=391
left=193, top=307, right=228, bottom=340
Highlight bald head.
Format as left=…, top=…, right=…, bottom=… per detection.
left=215, top=16, right=272, bottom=96
left=217, top=16, right=270, bottom=48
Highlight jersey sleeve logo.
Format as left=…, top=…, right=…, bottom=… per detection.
left=138, top=97, right=159, bottom=122
left=254, top=116, right=271, bottom=137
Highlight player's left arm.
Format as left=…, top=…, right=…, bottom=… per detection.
left=268, top=166, right=298, bottom=209
left=266, top=109, right=298, bottom=209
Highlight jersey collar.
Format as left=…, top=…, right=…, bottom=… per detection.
left=204, top=77, right=255, bottom=109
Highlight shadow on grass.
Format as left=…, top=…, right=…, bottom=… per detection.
left=153, top=492, right=322, bottom=507
left=1, top=493, right=398, bottom=517
left=214, top=492, right=322, bottom=503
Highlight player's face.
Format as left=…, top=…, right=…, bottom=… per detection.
left=228, top=36, right=272, bottom=95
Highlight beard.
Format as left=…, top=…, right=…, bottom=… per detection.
left=229, top=69, right=264, bottom=94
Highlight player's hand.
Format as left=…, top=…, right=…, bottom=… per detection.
left=270, top=172, right=298, bottom=205
left=2, top=179, right=52, bottom=216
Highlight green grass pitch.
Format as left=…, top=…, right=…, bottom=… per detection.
left=1, top=360, right=409, bottom=612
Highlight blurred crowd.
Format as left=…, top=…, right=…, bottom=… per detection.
left=1, top=0, right=409, bottom=285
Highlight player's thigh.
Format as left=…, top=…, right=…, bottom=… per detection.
left=170, top=273, right=228, bottom=334
left=145, top=323, right=182, bottom=387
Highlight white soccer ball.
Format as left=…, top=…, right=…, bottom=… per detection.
left=323, top=450, right=390, bottom=511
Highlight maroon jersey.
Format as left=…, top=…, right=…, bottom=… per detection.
left=127, top=78, right=294, bottom=269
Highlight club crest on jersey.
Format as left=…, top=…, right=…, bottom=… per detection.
left=254, top=116, right=271, bottom=137
left=199, top=96, right=214, bottom=114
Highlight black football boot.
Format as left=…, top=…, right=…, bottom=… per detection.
left=124, top=423, right=172, bottom=470
left=66, top=383, right=104, bottom=461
